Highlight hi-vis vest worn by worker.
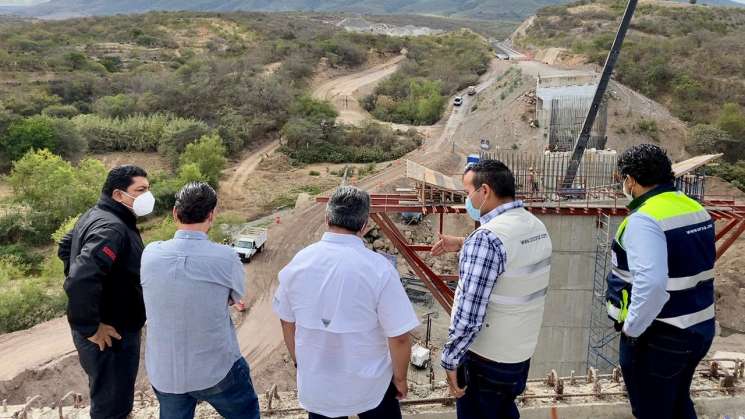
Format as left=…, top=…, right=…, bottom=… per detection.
left=468, top=206, right=553, bottom=363
left=606, top=185, right=716, bottom=330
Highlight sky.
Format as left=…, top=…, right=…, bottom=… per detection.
left=0, top=0, right=46, bottom=5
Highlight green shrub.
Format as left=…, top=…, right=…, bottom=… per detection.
left=179, top=134, right=227, bottom=188
left=708, top=161, right=745, bottom=192
left=92, top=94, right=140, bottom=119
left=2, top=90, right=61, bottom=117
left=371, top=79, right=445, bottom=125
left=0, top=272, right=67, bottom=333
left=1, top=116, right=58, bottom=162
left=73, top=113, right=209, bottom=159
left=282, top=121, right=420, bottom=164
left=289, top=95, right=338, bottom=123
left=319, top=35, right=367, bottom=67
left=73, top=113, right=169, bottom=152
left=0, top=206, right=42, bottom=245
left=0, top=244, right=44, bottom=270
left=689, top=124, right=740, bottom=161
left=7, top=150, right=106, bottom=242
left=42, top=104, right=80, bottom=118
left=717, top=103, right=745, bottom=143
left=149, top=162, right=208, bottom=215
left=158, top=118, right=212, bottom=165
left=633, top=119, right=660, bottom=142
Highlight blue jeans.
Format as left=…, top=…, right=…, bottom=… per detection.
left=456, top=352, right=530, bottom=419
left=153, top=357, right=260, bottom=419
left=620, top=322, right=713, bottom=419
left=307, top=381, right=401, bottom=419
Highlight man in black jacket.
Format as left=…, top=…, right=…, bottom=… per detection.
left=58, top=165, right=154, bottom=419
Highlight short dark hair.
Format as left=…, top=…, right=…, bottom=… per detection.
left=102, top=165, right=148, bottom=196
left=465, top=159, right=516, bottom=199
left=326, top=186, right=370, bottom=232
left=174, top=182, right=217, bottom=224
left=618, top=144, right=674, bottom=187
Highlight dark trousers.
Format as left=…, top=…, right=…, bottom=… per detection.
left=456, top=352, right=530, bottom=419
left=153, top=357, right=260, bottom=419
left=620, top=322, right=713, bottom=419
left=308, top=381, right=402, bottom=419
left=72, top=329, right=141, bottom=419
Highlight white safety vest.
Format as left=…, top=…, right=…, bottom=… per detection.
left=466, top=207, right=553, bottom=363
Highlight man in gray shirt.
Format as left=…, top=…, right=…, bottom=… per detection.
left=141, top=182, right=259, bottom=419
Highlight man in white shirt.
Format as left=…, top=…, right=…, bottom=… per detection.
left=273, top=186, right=419, bottom=419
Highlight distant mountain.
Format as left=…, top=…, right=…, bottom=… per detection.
left=5, top=0, right=742, bottom=21
left=689, top=0, right=745, bottom=6
left=7, top=0, right=574, bottom=21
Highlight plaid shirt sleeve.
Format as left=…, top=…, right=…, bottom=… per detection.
left=440, top=229, right=506, bottom=370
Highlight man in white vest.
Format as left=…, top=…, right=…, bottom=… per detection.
left=432, top=159, right=552, bottom=419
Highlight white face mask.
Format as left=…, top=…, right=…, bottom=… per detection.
left=121, top=190, right=155, bottom=217
left=622, top=176, right=634, bottom=200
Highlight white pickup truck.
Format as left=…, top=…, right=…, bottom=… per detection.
left=232, top=227, right=268, bottom=263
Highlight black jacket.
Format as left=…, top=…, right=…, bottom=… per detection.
left=59, top=194, right=145, bottom=337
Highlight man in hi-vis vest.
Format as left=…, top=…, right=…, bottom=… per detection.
left=607, top=144, right=715, bottom=419
left=432, top=160, right=552, bottom=419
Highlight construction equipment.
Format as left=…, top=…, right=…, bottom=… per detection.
left=561, top=0, right=638, bottom=189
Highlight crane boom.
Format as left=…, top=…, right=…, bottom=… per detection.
left=560, top=0, right=639, bottom=189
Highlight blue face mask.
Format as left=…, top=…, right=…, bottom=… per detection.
left=465, top=187, right=484, bottom=221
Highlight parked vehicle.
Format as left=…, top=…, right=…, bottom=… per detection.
left=467, top=86, right=477, bottom=96
left=453, top=96, right=463, bottom=106
left=480, top=138, right=491, bottom=150
left=232, top=226, right=268, bottom=263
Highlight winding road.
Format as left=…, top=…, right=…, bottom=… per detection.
left=0, top=52, right=507, bottom=402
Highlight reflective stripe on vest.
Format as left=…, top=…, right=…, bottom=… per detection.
left=491, top=256, right=551, bottom=304
left=500, top=256, right=551, bottom=280
left=607, top=289, right=630, bottom=322
left=468, top=206, right=552, bottom=363
left=611, top=266, right=714, bottom=292
left=657, top=303, right=715, bottom=329
left=491, top=286, right=548, bottom=305
left=606, top=190, right=715, bottom=330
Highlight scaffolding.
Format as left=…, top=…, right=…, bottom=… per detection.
left=480, top=149, right=619, bottom=202
left=546, top=96, right=608, bottom=152
left=586, top=213, right=620, bottom=372
left=534, top=74, right=609, bottom=153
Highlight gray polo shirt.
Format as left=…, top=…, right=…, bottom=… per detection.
left=141, top=230, right=245, bottom=394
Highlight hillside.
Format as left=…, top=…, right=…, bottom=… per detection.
left=516, top=0, right=745, bottom=124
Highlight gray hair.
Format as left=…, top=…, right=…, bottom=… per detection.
left=326, top=186, right=370, bottom=232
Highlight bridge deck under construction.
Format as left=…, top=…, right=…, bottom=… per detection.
left=320, top=157, right=745, bottom=313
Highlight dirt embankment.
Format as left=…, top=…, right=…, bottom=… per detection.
left=707, top=177, right=745, bottom=334
left=0, top=49, right=485, bottom=403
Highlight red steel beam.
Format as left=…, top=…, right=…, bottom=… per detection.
left=371, top=213, right=454, bottom=312
left=716, top=219, right=745, bottom=261
left=716, top=218, right=740, bottom=241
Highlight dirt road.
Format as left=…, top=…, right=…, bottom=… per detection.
left=220, top=54, right=414, bottom=210
left=0, top=53, right=503, bottom=402
left=222, top=140, right=281, bottom=201
left=238, top=59, right=510, bottom=390
left=312, top=55, right=404, bottom=126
